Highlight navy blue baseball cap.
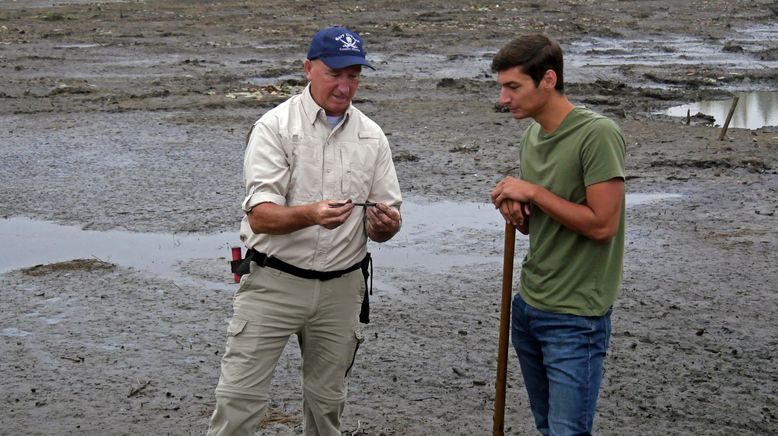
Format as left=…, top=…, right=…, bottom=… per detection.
left=307, top=26, right=375, bottom=70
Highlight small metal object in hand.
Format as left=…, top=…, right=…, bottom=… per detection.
left=329, top=201, right=377, bottom=208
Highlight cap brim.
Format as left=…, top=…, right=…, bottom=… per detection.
left=320, top=56, right=375, bottom=70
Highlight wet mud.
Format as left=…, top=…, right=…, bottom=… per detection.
left=1, top=1, right=777, bottom=434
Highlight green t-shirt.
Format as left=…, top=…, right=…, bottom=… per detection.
left=519, top=107, right=626, bottom=317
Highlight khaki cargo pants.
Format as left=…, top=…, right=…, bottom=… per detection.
left=207, top=261, right=365, bottom=436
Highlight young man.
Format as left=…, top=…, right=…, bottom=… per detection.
left=490, top=33, right=626, bottom=436
left=207, top=26, right=402, bottom=436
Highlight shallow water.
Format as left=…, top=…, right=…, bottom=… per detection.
left=2, top=0, right=773, bottom=94
left=0, top=194, right=682, bottom=291
left=0, top=0, right=130, bottom=7
left=665, top=91, right=778, bottom=129
left=219, top=24, right=778, bottom=90
left=371, top=24, right=778, bottom=88
left=0, top=217, right=238, bottom=288
left=569, top=28, right=778, bottom=70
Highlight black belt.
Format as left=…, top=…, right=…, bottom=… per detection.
left=235, top=249, right=361, bottom=281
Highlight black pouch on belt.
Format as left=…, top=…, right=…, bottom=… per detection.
left=230, top=250, right=255, bottom=278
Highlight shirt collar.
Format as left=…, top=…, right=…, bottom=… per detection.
left=300, top=83, right=352, bottom=127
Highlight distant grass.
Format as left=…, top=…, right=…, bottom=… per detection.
left=40, top=12, right=66, bottom=21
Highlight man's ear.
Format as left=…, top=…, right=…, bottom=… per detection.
left=542, top=69, right=557, bottom=90
left=304, top=59, right=313, bottom=81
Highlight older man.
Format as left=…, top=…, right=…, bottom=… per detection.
left=207, top=26, right=402, bottom=436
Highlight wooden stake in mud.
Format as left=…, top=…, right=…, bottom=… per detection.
left=718, top=95, right=740, bottom=141
left=493, top=223, right=516, bottom=436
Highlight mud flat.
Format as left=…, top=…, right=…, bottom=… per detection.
left=1, top=1, right=777, bottom=434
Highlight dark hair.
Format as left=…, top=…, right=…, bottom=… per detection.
left=491, top=33, right=564, bottom=92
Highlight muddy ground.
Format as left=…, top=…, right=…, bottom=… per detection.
left=1, top=0, right=777, bottom=435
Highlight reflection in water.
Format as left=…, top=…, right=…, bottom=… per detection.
left=0, top=194, right=682, bottom=289
left=665, top=91, right=778, bottom=130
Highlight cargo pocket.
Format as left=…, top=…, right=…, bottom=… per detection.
left=344, top=328, right=365, bottom=378
left=221, top=317, right=251, bottom=384
left=227, top=317, right=248, bottom=337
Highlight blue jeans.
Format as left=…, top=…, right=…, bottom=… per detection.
left=511, top=293, right=612, bottom=436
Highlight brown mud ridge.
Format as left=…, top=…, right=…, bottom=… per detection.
left=20, top=259, right=116, bottom=276
left=1, top=1, right=777, bottom=435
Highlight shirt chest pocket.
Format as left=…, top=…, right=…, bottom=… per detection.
left=286, top=132, right=323, bottom=204
left=339, top=135, right=377, bottom=201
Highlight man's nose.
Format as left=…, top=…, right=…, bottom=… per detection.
left=336, top=79, right=352, bottom=94
left=498, top=89, right=510, bottom=105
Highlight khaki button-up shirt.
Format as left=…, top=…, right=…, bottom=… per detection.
left=239, top=85, right=402, bottom=271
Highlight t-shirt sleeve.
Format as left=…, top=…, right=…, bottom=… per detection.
left=581, top=118, right=626, bottom=187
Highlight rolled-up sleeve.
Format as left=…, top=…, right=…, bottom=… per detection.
left=241, top=119, right=289, bottom=212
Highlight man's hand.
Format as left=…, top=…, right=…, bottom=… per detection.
left=491, top=176, right=537, bottom=206
left=314, top=200, right=354, bottom=229
left=497, top=199, right=530, bottom=234
left=366, top=203, right=401, bottom=242
left=492, top=177, right=535, bottom=234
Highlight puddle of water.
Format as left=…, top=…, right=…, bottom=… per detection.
left=569, top=23, right=778, bottom=71
left=664, top=91, right=778, bottom=130
left=0, top=218, right=240, bottom=289
left=0, top=194, right=681, bottom=290
left=252, top=43, right=299, bottom=50
left=372, top=199, right=508, bottom=271
left=0, top=0, right=131, bottom=8
left=54, top=43, right=103, bottom=49
left=563, top=23, right=778, bottom=87
left=360, top=24, right=778, bottom=86
left=2, top=327, right=31, bottom=337
left=570, top=38, right=775, bottom=71
left=369, top=52, right=488, bottom=80
left=628, top=193, right=683, bottom=205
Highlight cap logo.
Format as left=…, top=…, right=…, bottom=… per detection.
left=335, top=33, right=361, bottom=52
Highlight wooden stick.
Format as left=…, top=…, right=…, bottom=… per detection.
left=718, top=95, right=740, bottom=140
left=128, top=379, right=152, bottom=398
left=493, top=223, right=516, bottom=436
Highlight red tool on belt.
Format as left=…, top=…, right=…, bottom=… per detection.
left=231, top=246, right=242, bottom=283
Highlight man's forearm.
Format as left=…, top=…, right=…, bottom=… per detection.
left=247, top=202, right=315, bottom=235
left=531, top=188, right=598, bottom=237
left=530, top=180, right=623, bottom=243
